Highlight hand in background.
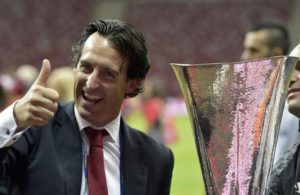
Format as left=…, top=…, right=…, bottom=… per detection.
left=14, top=59, right=59, bottom=128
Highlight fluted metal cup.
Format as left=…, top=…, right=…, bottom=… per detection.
left=171, top=56, right=298, bottom=195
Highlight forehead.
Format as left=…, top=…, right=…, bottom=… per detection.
left=80, top=33, right=127, bottom=68
left=83, top=33, right=114, bottom=53
left=244, top=30, right=269, bottom=47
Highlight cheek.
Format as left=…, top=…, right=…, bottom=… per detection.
left=74, top=74, right=87, bottom=93
left=288, top=100, right=300, bottom=117
left=295, top=70, right=300, bottom=79
left=106, top=84, right=126, bottom=99
left=290, top=70, right=300, bottom=84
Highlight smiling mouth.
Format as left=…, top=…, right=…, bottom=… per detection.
left=288, top=88, right=300, bottom=95
left=82, top=91, right=102, bottom=103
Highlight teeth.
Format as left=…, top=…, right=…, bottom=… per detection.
left=83, top=92, right=101, bottom=102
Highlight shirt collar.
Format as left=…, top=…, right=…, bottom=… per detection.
left=74, top=105, right=120, bottom=143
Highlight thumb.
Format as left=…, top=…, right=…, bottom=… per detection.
left=34, top=59, right=51, bottom=86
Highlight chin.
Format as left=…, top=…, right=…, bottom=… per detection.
left=77, top=106, right=90, bottom=118
left=287, top=102, right=300, bottom=118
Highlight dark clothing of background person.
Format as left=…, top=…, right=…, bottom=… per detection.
left=268, top=139, right=300, bottom=194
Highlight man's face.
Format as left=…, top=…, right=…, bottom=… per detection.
left=74, top=32, right=137, bottom=126
left=241, top=30, right=275, bottom=61
left=287, top=62, right=300, bottom=118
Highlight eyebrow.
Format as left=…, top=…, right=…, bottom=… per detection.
left=78, top=59, right=91, bottom=65
left=79, top=59, right=122, bottom=74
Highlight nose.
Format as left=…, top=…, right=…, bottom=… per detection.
left=241, top=50, right=250, bottom=61
left=290, top=68, right=300, bottom=85
left=86, top=71, right=100, bottom=89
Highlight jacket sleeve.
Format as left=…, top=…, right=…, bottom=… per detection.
left=161, top=148, right=174, bottom=195
left=0, top=102, right=27, bottom=149
left=0, top=126, right=37, bottom=179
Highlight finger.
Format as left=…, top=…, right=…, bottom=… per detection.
left=30, top=84, right=59, bottom=103
left=29, top=116, right=51, bottom=126
left=40, top=87, right=60, bottom=103
left=30, top=96, right=58, bottom=113
left=28, top=86, right=58, bottom=110
left=34, top=59, right=52, bottom=86
left=29, top=106, right=56, bottom=120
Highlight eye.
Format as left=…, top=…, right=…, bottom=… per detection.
left=102, top=69, right=117, bottom=81
left=78, top=63, right=93, bottom=74
left=249, top=47, right=259, bottom=54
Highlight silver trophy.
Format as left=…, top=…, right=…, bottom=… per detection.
left=171, top=56, right=298, bottom=194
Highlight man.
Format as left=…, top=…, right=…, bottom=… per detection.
left=241, top=21, right=290, bottom=61
left=241, top=21, right=300, bottom=164
left=0, top=19, right=174, bottom=195
left=268, top=43, right=300, bottom=194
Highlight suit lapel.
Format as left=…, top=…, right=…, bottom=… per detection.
left=120, top=120, right=148, bottom=195
left=53, top=103, right=83, bottom=195
left=52, top=105, right=148, bottom=195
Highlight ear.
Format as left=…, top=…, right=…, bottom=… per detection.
left=273, top=47, right=284, bottom=56
left=126, top=79, right=141, bottom=94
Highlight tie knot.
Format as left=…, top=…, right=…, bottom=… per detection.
left=85, top=127, right=108, bottom=147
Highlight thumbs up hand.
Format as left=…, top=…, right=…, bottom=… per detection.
left=14, top=59, right=59, bottom=128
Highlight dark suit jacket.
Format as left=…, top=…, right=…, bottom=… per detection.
left=0, top=102, right=174, bottom=195
left=268, top=140, right=300, bottom=195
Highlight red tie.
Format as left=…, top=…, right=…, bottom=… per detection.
left=85, top=127, right=109, bottom=195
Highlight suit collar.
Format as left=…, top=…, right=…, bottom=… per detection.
left=74, top=106, right=121, bottom=143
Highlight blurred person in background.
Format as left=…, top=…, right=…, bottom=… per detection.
left=240, top=21, right=300, bottom=164
left=0, top=74, right=24, bottom=106
left=15, top=64, right=39, bottom=93
left=140, top=79, right=165, bottom=143
left=241, top=21, right=290, bottom=60
left=0, top=19, right=174, bottom=195
left=268, top=43, right=300, bottom=194
left=141, top=78, right=178, bottom=145
left=48, top=66, right=75, bottom=102
left=122, top=77, right=178, bottom=145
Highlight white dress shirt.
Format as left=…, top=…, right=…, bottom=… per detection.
left=0, top=103, right=24, bottom=147
left=0, top=102, right=121, bottom=195
left=75, top=106, right=121, bottom=195
left=274, top=102, right=300, bottom=164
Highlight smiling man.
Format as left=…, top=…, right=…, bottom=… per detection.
left=268, top=43, right=300, bottom=194
left=0, top=19, right=174, bottom=195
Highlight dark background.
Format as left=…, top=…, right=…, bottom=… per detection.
left=0, top=0, right=299, bottom=95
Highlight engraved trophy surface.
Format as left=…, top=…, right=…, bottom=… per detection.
left=171, top=56, right=298, bottom=194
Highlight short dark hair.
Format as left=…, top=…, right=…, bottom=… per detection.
left=72, top=19, right=150, bottom=97
left=248, top=21, right=290, bottom=55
